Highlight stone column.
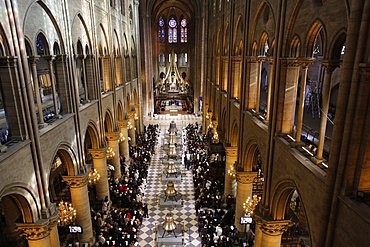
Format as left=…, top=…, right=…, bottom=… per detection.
left=45, top=55, right=61, bottom=118
left=106, top=131, right=121, bottom=179
left=278, top=58, right=300, bottom=134
left=28, top=56, right=47, bottom=128
left=316, top=60, right=340, bottom=160
left=89, top=148, right=110, bottom=200
left=266, top=57, right=274, bottom=121
left=295, top=58, right=315, bottom=142
left=118, top=120, right=130, bottom=161
left=128, top=110, right=136, bottom=146
left=63, top=173, right=94, bottom=245
left=224, top=147, right=237, bottom=197
left=81, top=55, right=89, bottom=102
left=234, top=172, right=257, bottom=232
left=48, top=212, right=60, bottom=247
left=253, top=214, right=263, bottom=247
left=247, top=56, right=264, bottom=111
left=260, top=220, right=290, bottom=247
left=17, top=220, right=52, bottom=247
left=205, top=109, right=212, bottom=133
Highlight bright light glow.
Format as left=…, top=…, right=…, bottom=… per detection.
left=287, top=135, right=295, bottom=142
left=302, top=147, right=314, bottom=156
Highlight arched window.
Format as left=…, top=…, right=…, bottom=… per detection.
left=168, top=17, right=177, bottom=43
left=158, top=17, right=165, bottom=43
left=180, top=18, right=187, bottom=43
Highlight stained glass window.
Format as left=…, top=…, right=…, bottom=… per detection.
left=180, top=18, right=187, bottom=43
left=168, top=18, right=177, bottom=43
left=36, top=36, right=45, bottom=55
left=158, top=17, right=165, bottom=43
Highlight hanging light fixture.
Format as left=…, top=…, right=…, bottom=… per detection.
left=134, top=113, right=139, bottom=120
left=106, top=146, right=115, bottom=160
left=127, top=121, right=133, bottom=130
left=227, top=164, right=236, bottom=178
left=88, top=168, right=100, bottom=186
left=57, top=200, right=77, bottom=226
left=243, top=194, right=261, bottom=215
left=119, top=132, right=126, bottom=142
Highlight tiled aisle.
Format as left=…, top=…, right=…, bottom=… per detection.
left=138, top=120, right=202, bottom=247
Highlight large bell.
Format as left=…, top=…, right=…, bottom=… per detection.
left=168, top=131, right=176, bottom=145
left=166, top=160, right=177, bottom=177
left=168, top=121, right=178, bottom=134
left=168, top=144, right=177, bottom=158
left=162, top=212, right=177, bottom=237
left=164, top=180, right=178, bottom=201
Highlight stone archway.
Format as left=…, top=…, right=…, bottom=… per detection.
left=0, top=188, right=39, bottom=246
left=270, top=180, right=311, bottom=246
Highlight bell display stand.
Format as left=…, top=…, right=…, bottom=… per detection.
left=155, top=224, right=184, bottom=246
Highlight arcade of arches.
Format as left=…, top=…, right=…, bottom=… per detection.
left=0, top=0, right=370, bottom=247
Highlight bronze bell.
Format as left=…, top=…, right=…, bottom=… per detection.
left=165, top=181, right=177, bottom=198
left=168, top=120, right=178, bottom=134
left=166, top=160, right=177, bottom=175
left=162, top=212, right=177, bottom=237
left=168, top=144, right=177, bottom=158
left=168, top=131, right=176, bottom=145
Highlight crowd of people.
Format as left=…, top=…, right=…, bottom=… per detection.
left=184, top=123, right=254, bottom=247
left=90, top=124, right=159, bottom=247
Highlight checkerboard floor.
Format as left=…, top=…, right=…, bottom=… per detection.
left=138, top=123, right=201, bottom=247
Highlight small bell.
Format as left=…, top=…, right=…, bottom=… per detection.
left=162, top=212, right=177, bottom=237
left=168, top=131, right=176, bottom=145
left=166, top=160, right=177, bottom=177
left=168, top=121, right=178, bottom=134
left=164, top=181, right=178, bottom=202
left=168, top=144, right=177, bottom=158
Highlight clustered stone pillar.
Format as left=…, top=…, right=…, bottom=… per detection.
left=128, top=111, right=136, bottom=146
left=17, top=220, right=53, bottom=247
left=279, top=58, right=300, bottom=134
left=205, top=109, right=212, bottom=134
left=63, top=173, right=94, bottom=245
left=48, top=212, right=60, bottom=247
left=295, top=58, right=315, bottom=142
left=316, top=60, right=340, bottom=160
left=266, top=57, right=274, bottom=121
left=106, top=131, right=121, bottom=179
left=28, top=56, right=47, bottom=128
left=118, top=120, right=130, bottom=162
left=260, top=220, right=291, bottom=247
left=224, top=147, right=237, bottom=198
left=89, top=148, right=110, bottom=201
left=234, top=172, right=257, bottom=232
left=45, top=55, right=61, bottom=118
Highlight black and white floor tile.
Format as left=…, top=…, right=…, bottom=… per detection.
left=138, top=121, right=201, bottom=247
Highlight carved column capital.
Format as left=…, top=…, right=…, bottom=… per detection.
left=43, top=55, right=56, bottom=62
left=266, top=56, right=274, bottom=65
left=260, top=219, right=291, bottom=236
left=105, top=131, right=120, bottom=141
left=118, top=120, right=129, bottom=128
left=359, top=63, right=370, bottom=79
left=88, top=148, right=107, bottom=159
left=225, top=147, right=238, bottom=157
left=280, top=57, right=299, bottom=67
left=28, top=55, right=40, bottom=64
left=236, top=172, right=258, bottom=184
left=298, top=57, right=315, bottom=68
left=0, top=56, right=17, bottom=67
left=17, top=220, right=50, bottom=240
left=320, top=59, right=340, bottom=73
left=63, top=173, right=88, bottom=188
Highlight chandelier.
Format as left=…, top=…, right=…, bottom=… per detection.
left=227, top=164, right=236, bottom=178
left=88, top=168, right=100, bottom=186
left=57, top=200, right=76, bottom=226
left=127, top=121, right=133, bottom=130
left=106, top=146, right=115, bottom=160
left=119, top=132, right=126, bottom=142
left=243, top=194, right=261, bottom=215
left=134, top=113, right=139, bottom=120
